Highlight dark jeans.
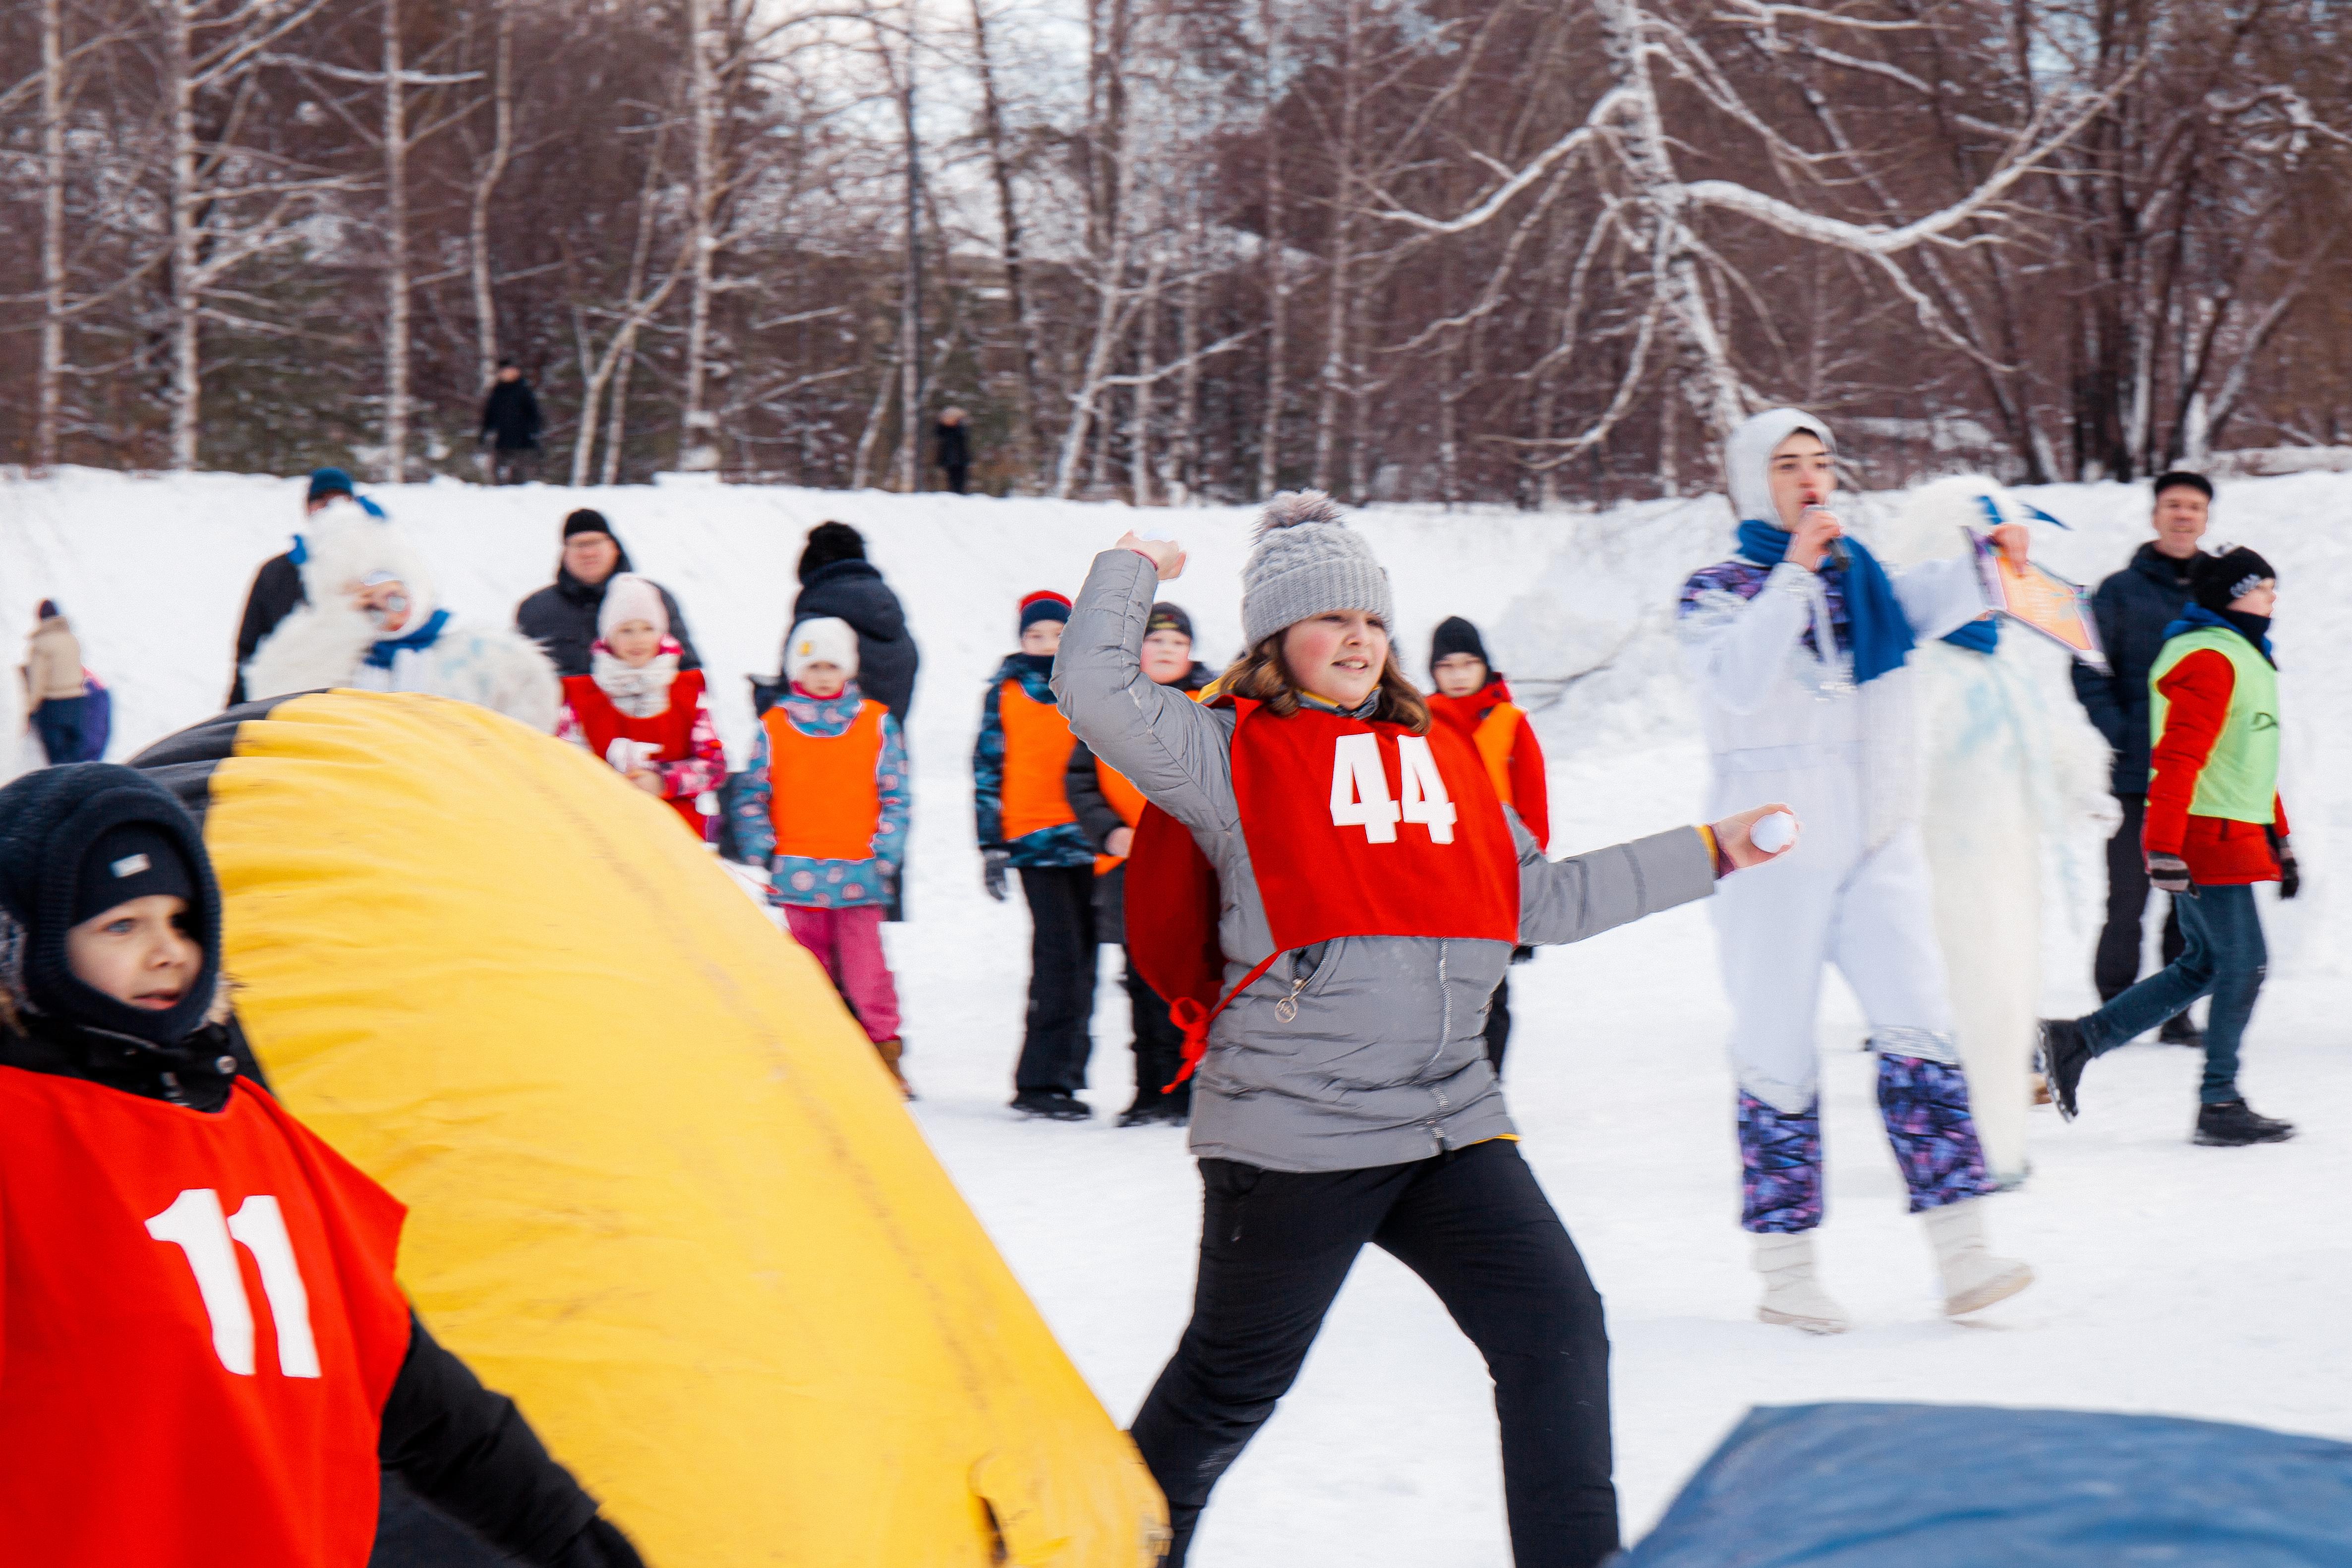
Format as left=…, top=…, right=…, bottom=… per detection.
left=1014, top=866, right=1097, bottom=1095
left=1483, top=972, right=1512, bottom=1075
left=1130, top=1140, right=1617, bottom=1568
left=2081, top=882, right=2266, bottom=1104
left=2096, top=794, right=2185, bottom=1002
left=1123, top=951, right=1190, bottom=1113
left=31, top=695, right=87, bottom=764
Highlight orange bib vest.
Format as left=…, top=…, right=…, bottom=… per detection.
left=1092, top=688, right=1203, bottom=875
left=763, top=699, right=887, bottom=861
left=1472, top=702, right=1527, bottom=806
left=997, top=679, right=1080, bottom=843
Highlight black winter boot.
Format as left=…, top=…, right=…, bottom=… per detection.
left=2194, top=1100, right=2296, bottom=1146
left=2037, top=1018, right=2091, bottom=1121
left=1011, top=1090, right=1091, bottom=1122
left=2158, top=1012, right=2205, bottom=1047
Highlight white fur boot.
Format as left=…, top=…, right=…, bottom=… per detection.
left=1923, top=1200, right=2033, bottom=1316
left=1753, top=1232, right=1850, bottom=1334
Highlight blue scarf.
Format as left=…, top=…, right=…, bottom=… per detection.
left=2163, top=602, right=2276, bottom=666
left=1734, top=519, right=1916, bottom=684
left=364, top=607, right=451, bottom=669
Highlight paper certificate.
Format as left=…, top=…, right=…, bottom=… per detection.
left=1966, top=527, right=2111, bottom=673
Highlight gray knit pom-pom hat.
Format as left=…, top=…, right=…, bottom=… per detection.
left=1239, top=490, right=1395, bottom=648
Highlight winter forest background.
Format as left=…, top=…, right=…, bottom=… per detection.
left=5, top=0, right=2352, bottom=504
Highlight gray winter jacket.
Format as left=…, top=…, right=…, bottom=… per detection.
left=1055, top=548, right=1717, bottom=1172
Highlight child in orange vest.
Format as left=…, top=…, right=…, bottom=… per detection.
left=1427, top=616, right=1549, bottom=1074
left=554, top=573, right=725, bottom=836
left=975, top=590, right=1099, bottom=1121
left=1065, top=601, right=1215, bottom=1126
left=0, top=763, right=643, bottom=1568
left=734, top=617, right=911, bottom=1096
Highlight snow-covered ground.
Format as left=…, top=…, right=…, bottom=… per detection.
left=5, top=466, right=2350, bottom=1562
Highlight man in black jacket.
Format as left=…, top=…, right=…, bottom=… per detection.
left=789, top=522, right=919, bottom=723
left=515, top=509, right=701, bottom=679
left=480, top=361, right=542, bottom=485
left=227, top=467, right=377, bottom=707
left=2071, top=470, right=2211, bottom=1040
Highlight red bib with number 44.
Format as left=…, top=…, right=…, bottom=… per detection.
left=1229, top=696, right=1520, bottom=950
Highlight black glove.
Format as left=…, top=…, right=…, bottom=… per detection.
left=982, top=847, right=1011, bottom=902
left=2276, top=838, right=2300, bottom=900
left=550, top=1516, right=645, bottom=1568
left=2146, top=852, right=2192, bottom=895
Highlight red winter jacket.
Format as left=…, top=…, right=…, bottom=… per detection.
left=1426, top=679, right=1550, bottom=850
left=2143, top=647, right=2288, bottom=886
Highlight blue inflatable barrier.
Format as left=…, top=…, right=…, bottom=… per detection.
left=1621, top=1403, right=2352, bottom=1567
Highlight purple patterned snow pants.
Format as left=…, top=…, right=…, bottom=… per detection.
left=1738, top=1053, right=1997, bottom=1232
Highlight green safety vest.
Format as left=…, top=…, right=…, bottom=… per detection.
left=2148, top=626, right=2279, bottom=824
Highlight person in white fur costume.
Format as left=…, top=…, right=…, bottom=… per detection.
left=1870, top=477, right=2118, bottom=1187
left=241, top=497, right=561, bottom=731
left=1676, top=407, right=2034, bottom=1334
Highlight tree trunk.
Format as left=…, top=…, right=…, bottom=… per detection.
left=894, top=14, right=923, bottom=493
left=677, top=0, right=721, bottom=472
left=1255, top=0, right=1286, bottom=496
left=1129, top=258, right=1162, bottom=505
left=382, top=0, right=412, bottom=482
left=1176, top=258, right=1201, bottom=502
left=469, top=0, right=513, bottom=394
left=970, top=0, right=1045, bottom=482
left=35, top=0, right=67, bottom=471
left=165, top=0, right=202, bottom=471
left=1309, top=0, right=1361, bottom=493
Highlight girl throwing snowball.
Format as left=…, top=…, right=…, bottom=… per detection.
left=1055, top=492, right=1792, bottom=1568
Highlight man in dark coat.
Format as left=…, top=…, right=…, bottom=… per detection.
left=228, top=468, right=379, bottom=707
left=513, top=510, right=701, bottom=679
left=935, top=408, right=972, bottom=496
left=479, top=361, right=542, bottom=486
left=2070, top=470, right=2211, bottom=1041
left=789, top=522, right=919, bottom=723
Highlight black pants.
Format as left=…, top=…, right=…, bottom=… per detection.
left=2096, top=794, right=2186, bottom=1002
left=1014, top=866, right=1097, bottom=1095
left=1130, top=1140, right=1617, bottom=1568
left=942, top=461, right=970, bottom=495
left=1123, top=952, right=1191, bottom=1113
left=490, top=446, right=538, bottom=485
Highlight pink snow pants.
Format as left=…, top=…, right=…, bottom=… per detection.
left=783, top=903, right=902, bottom=1043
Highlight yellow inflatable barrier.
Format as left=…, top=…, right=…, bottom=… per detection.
left=133, top=691, right=1166, bottom=1567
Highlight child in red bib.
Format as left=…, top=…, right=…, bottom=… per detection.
left=0, top=764, right=642, bottom=1568
left=1054, top=492, right=1795, bottom=1568
left=555, top=572, right=725, bottom=835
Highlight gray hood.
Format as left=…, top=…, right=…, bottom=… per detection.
left=1724, top=406, right=1835, bottom=525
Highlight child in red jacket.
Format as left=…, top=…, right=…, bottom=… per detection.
left=2041, top=546, right=2295, bottom=1146
left=1426, top=616, right=1548, bottom=1073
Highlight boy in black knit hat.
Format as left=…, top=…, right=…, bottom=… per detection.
left=0, top=762, right=643, bottom=1567
left=2041, top=545, right=2296, bottom=1146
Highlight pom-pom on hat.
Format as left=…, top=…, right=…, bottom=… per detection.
left=2193, top=545, right=2277, bottom=614
left=597, top=573, right=669, bottom=640
left=1239, top=490, right=1394, bottom=649
left=799, top=521, right=867, bottom=581
left=1018, top=590, right=1073, bottom=633
left=786, top=617, right=860, bottom=682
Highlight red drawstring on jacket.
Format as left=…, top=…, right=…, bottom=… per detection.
left=1163, top=952, right=1282, bottom=1093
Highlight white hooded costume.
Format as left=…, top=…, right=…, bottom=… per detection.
left=1871, top=477, right=2117, bottom=1184
left=243, top=499, right=561, bottom=732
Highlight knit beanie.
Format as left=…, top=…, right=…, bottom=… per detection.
left=799, top=522, right=867, bottom=581
left=1239, top=491, right=1394, bottom=649
left=37, top=598, right=59, bottom=621
left=1428, top=616, right=1490, bottom=676
left=0, top=763, right=221, bottom=1047
left=307, top=466, right=355, bottom=502
left=786, top=617, right=860, bottom=682
left=1019, top=590, right=1072, bottom=633
left=563, top=508, right=615, bottom=541
left=2193, top=546, right=2276, bottom=614
left=1146, top=602, right=1195, bottom=642
left=597, top=573, right=669, bottom=640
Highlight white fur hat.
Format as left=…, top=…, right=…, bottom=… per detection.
left=785, top=617, right=859, bottom=683
left=597, top=573, right=669, bottom=640
left=296, top=500, right=438, bottom=624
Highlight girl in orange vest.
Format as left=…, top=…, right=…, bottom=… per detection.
left=554, top=574, right=724, bottom=836
left=734, top=617, right=911, bottom=1095
left=975, top=590, right=1101, bottom=1121
left=1057, top=494, right=1794, bottom=1568
left=1065, top=600, right=1215, bottom=1127
left=1427, top=615, right=1548, bottom=1075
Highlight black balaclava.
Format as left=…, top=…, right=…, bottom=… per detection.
left=1428, top=615, right=1494, bottom=682
left=0, top=764, right=222, bottom=1047
left=2192, top=546, right=2276, bottom=649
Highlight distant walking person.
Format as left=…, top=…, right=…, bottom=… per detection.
left=515, top=509, right=701, bottom=678
left=21, top=600, right=90, bottom=764
left=936, top=407, right=972, bottom=495
left=479, top=360, right=542, bottom=485
left=2071, top=471, right=2211, bottom=1044
left=228, top=468, right=380, bottom=706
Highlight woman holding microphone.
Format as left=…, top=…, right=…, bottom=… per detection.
left=1676, top=408, right=2037, bottom=1335
left=1054, top=492, right=1793, bottom=1568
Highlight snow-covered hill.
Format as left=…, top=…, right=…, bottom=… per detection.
left=5, top=465, right=2349, bottom=1561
